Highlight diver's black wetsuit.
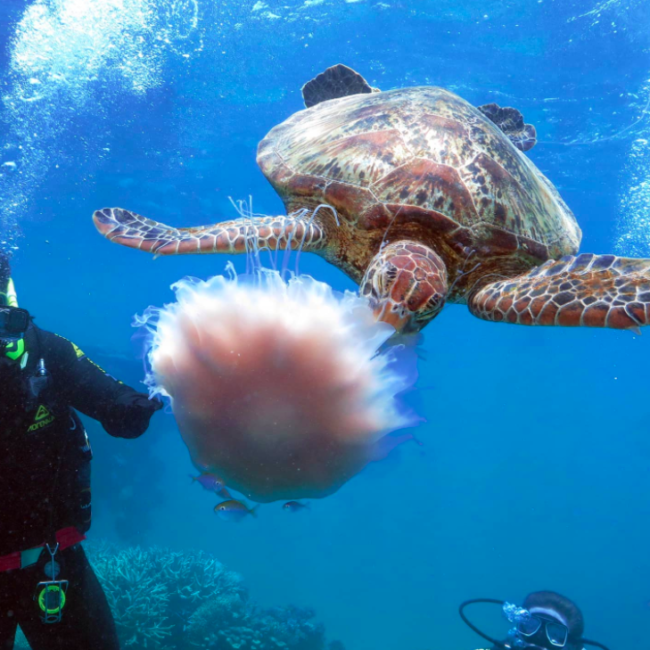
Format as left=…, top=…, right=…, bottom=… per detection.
left=0, top=324, right=160, bottom=650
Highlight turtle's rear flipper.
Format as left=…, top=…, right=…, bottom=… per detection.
left=302, top=64, right=380, bottom=108
left=469, top=254, right=650, bottom=332
left=478, top=102, right=537, bottom=152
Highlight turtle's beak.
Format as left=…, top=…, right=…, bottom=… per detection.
left=371, top=301, right=419, bottom=333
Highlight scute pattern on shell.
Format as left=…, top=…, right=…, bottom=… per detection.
left=258, top=86, right=580, bottom=260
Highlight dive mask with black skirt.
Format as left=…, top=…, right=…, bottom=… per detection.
left=458, top=599, right=611, bottom=650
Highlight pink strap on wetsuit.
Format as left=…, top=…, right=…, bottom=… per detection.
left=0, top=527, right=86, bottom=572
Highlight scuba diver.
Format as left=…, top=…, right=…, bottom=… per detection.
left=459, top=591, right=611, bottom=650
left=0, top=252, right=162, bottom=649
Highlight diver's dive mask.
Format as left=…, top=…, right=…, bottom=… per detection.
left=516, top=610, right=568, bottom=648
left=0, top=305, right=30, bottom=342
left=458, top=599, right=611, bottom=650
left=0, top=276, right=28, bottom=360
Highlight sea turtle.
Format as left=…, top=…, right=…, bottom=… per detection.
left=93, top=64, right=650, bottom=334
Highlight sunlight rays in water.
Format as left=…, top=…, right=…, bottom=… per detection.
left=615, top=79, right=650, bottom=257
left=10, top=0, right=203, bottom=94
left=0, top=0, right=204, bottom=245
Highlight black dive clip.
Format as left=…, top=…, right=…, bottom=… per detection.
left=29, top=358, right=51, bottom=400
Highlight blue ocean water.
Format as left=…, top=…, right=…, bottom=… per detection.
left=1, top=0, right=650, bottom=649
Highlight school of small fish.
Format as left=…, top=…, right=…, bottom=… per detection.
left=191, top=472, right=313, bottom=521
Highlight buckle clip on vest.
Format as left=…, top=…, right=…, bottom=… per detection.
left=29, top=358, right=50, bottom=400
left=34, top=543, right=68, bottom=624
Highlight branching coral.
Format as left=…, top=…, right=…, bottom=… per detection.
left=87, top=542, right=246, bottom=649
left=13, top=544, right=335, bottom=650
left=81, top=542, right=333, bottom=650
left=187, top=598, right=326, bottom=650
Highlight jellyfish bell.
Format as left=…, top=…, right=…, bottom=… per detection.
left=139, top=264, right=421, bottom=503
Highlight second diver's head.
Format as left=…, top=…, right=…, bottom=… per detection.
left=517, top=591, right=584, bottom=650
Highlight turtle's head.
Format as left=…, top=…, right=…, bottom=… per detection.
left=360, top=241, right=448, bottom=333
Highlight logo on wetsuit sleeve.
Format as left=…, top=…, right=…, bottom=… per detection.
left=27, top=405, right=55, bottom=432
left=71, top=342, right=85, bottom=360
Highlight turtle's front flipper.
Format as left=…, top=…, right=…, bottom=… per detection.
left=477, top=102, right=536, bottom=152
left=301, top=64, right=380, bottom=108
left=469, top=253, right=650, bottom=332
left=93, top=208, right=328, bottom=255
left=360, top=241, right=448, bottom=333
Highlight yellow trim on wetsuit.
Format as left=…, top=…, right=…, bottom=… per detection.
left=5, top=338, right=25, bottom=360
left=6, top=278, right=18, bottom=307
left=0, top=277, right=18, bottom=307
left=1, top=277, right=25, bottom=361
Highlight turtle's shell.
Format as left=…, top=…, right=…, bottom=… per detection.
left=257, top=87, right=581, bottom=292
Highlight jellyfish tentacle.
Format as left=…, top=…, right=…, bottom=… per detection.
left=92, top=207, right=329, bottom=256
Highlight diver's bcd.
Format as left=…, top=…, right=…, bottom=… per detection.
left=0, top=273, right=93, bottom=554
left=458, top=599, right=611, bottom=650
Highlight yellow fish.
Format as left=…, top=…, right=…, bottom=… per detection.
left=214, top=499, right=258, bottom=522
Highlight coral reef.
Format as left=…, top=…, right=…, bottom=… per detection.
left=87, top=542, right=247, bottom=648
left=13, top=543, right=335, bottom=650
left=187, top=599, right=325, bottom=650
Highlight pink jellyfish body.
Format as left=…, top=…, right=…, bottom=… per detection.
left=140, top=266, right=420, bottom=503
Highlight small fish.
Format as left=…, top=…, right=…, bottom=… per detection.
left=282, top=501, right=310, bottom=513
left=216, top=486, right=233, bottom=500
left=190, top=472, right=225, bottom=493
left=214, top=499, right=258, bottom=522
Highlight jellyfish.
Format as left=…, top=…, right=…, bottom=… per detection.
left=138, top=265, right=421, bottom=503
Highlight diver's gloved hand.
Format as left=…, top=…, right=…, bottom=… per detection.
left=104, top=392, right=163, bottom=438
left=117, top=392, right=164, bottom=413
